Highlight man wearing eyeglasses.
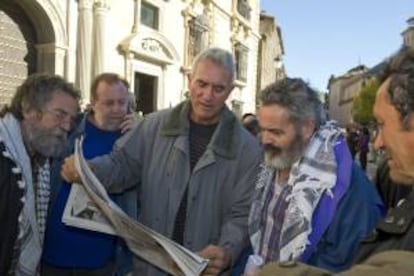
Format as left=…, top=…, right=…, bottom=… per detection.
left=41, top=73, right=138, bottom=276
left=0, top=74, right=80, bottom=275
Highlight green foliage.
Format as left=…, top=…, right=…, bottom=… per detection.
left=352, top=78, right=378, bottom=125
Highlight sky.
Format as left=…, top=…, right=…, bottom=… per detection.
left=260, top=1, right=414, bottom=92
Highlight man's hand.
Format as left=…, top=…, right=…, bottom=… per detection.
left=119, top=113, right=139, bottom=134
left=61, top=155, right=81, bottom=183
left=198, top=245, right=232, bottom=276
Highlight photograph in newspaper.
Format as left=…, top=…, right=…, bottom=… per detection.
left=62, top=138, right=209, bottom=276
left=62, top=184, right=116, bottom=235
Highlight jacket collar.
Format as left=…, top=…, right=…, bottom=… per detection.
left=161, top=100, right=240, bottom=159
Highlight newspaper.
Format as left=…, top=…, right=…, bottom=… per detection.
left=62, top=138, right=209, bottom=276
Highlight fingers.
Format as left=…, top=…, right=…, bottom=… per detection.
left=201, top=258, right=224, bottom=275
left=61, top=155, right=80, bottom=183
left=120, top=113, right=137, bottom=134
left=198, top=245, right=232, bottom=276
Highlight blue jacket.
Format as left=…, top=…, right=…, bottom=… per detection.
left=305, top=163, right=384, bottom=271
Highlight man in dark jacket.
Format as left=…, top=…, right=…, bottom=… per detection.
left=0, top=74, right=79, bottom=275
left=254, top=46, right=414, bottom=276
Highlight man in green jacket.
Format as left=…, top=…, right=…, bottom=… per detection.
left=62, top=47, right=263, bottom=275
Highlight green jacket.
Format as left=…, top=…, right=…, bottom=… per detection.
left=259, top=250, right=414, bottom=276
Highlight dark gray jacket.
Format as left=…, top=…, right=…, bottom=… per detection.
left=90, top=100, right=263, bottom=275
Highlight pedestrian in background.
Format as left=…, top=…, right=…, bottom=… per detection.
left=357, top=127, right=370, bottom=171
left=242, top=113, right=260, bottom=138
left=345, top=126, right=359, bottom=159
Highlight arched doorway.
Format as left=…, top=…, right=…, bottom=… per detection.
left=0, top=1, right=37, bottom=106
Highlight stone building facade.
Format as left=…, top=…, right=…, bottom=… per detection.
left=328, top=17, right=414, bottom=127
left=257, top=12, right=285, bottom=95
left=0, top=0, right=261, bottom=116
left=327, top=66, right=367, bottom=127
left=402, top=17, right=414, bottom=48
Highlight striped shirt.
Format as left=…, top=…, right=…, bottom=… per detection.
left=259, top=175, right=291, bottom=263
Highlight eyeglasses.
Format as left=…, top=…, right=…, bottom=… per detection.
left=43, top=108, right=77, bottom=128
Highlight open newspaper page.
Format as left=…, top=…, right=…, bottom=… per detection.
left=63, top=138, right=208, bottom=276
left=62, top=184, right=116, bottom=235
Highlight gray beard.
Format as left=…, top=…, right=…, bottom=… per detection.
left=26, top=124, right=67, bottom=158
left=264, top=151, right=298, bottom=170
left=264, top=137, right=306, bottom=170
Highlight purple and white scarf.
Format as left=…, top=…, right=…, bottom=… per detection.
left=249, top=121, right=349, bottom=262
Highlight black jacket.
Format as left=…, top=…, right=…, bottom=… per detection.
left=0, top=141, right=24, bottom=274
left=355, top=190, right=414, bottom=263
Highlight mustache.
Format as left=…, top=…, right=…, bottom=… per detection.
left=52, top=129, right=67, bottom=139
left=263, top=144, right=282, bottom=155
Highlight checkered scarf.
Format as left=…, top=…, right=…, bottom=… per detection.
left=0, top=113, right=50, bottom=276
left=33, top=161, right=50, bottom=241
left=249, top=121, right=342, bottom=262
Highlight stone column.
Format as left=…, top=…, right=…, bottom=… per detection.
left=132, top=0, right=141, bottom=33
left=76, top=0, right=93, bottom=105
left=36, top=43, right=66, bottom=76
left=91, top=0, right=110, bottom=79
left=65, top=0, right=78, bottom=82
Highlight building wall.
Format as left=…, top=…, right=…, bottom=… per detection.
left=328, top=74, right=364, bottom=127
left=257, top=13, right=285, bottom=93
left=403, top=17, right=414, bottom=48
left=0, top=0, right=261, bottom=117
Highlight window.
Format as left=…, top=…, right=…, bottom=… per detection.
left=231, top=99, right=243, bottom=118
left=237, top=0, right=251, bottom=21
left=188, top=14, right=209, bottom=65
left=235, top=43, right=248, bottom=82
left=141, top=1, right=159, bottom=30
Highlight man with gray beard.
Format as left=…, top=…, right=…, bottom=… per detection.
left=248, top=78, right=384, bottom=272
left=0, top=74, right=79, bottom=275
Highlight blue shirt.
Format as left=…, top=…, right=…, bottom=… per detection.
left=42, top=119, right=122, bottom=268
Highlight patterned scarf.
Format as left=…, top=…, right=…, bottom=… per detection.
left=0, top=113, right=50, bottom=276
left=249, top=121, right=344, bottom=262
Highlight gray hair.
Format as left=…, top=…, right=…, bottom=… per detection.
left=378, top=46, right=414, bottom=130
left=191, top=47, right=236, bottom=83
left=259, top=78, right=326, bottom=129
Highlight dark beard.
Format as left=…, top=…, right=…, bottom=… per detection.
left=263, top=144, right=282, bottom=156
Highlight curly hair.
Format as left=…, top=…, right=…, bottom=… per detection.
left=378, top=47, right=414, bottom=130
left=259, top=77, right=326, bottom=129
left=0, top=74, right=80, bottom=120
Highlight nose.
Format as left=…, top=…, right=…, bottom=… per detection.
left=201, top=86, right=214, bottom=101
left=60, top=119, right=72, bottom=132
left=261, top=130, right=272, bottom=145
left=373, top=131, right=384, bottom=151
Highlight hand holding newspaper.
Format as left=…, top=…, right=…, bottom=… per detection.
left=62, top=138, right=209, bottom=276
